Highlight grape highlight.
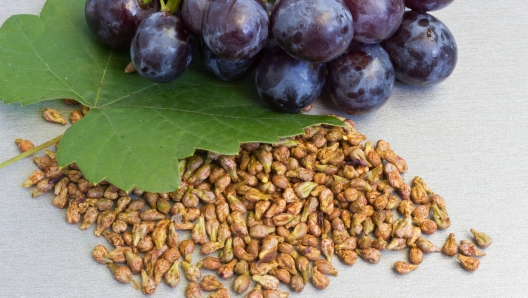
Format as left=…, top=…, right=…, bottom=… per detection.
left=85, top=0, right=159, bottom=50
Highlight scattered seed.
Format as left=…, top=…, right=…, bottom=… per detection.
left=182, top=261, right=201, bottom=283
left=15, top=138, right=34, bottom=152
left=69, top=110, right=83, bottom=124
left=470, top=228, right=493, bottom=248
left=141, top=269, right=156, bottom=295
left=209, top=287, right=231, bottom=298
left=457, top=254, right=480, bottom=272
left=459, top=240, right=486, bottom=257
left=416, top=237, right=441, bottom=253
left=409, top=246, right=424, bottom=265
left=185, top=281, right=203, bottom=298
left=252, top=275, right=279, bottom=291
left=108, top=262, right=140, bottom=290
left=233, top=272, right=251, bottom=294
left=164, top=260, right=181, bottom=288
left=200, top=275, right=224, bottom=292
left=43, top=108, right=67, bottom=125
left=394, top=261, right=418, bottom=274
left=311, top=266, right=330, bottom=290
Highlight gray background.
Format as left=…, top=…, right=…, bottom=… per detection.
left=1, top=0, right=527, bottom=297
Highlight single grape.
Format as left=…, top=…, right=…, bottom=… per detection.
left=130, top=12, right=194, bottom=83
left=271, top=0, right=354, bottom=63
left=181, top=0, right=212, bottom=35
left=381, top=11, right=457, bottom=86
left=405, top=0, right=455, bottom=12
left=199, top=39, right=262, bottom=81
left=326, top=42, right=394, bottom=114
left=255, top=46, right=325, bottom=113
left=202, top=0, right=269, bottom=60
left=85, top=0, right=159, bottom=50
left=343, top=0, right=404, bottom=44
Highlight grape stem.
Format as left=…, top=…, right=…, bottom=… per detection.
left=0, top=135, right=63, bottom=170
left=139, top=0, right=153, bottom=5
left=160, top=0, right=182, bottom=13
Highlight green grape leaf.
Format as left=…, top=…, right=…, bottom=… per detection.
left=0, top=0, right=342, bottom=192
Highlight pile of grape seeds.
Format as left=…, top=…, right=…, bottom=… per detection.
left=23, top=111, right=492, bottom=297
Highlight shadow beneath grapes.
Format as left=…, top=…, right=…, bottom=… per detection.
left=311, top=87, right=385, bottom=122
left=309, top=78, right=448, bottom=129
left=390, top=80, right=442, bottom=106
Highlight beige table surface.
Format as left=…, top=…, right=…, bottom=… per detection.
left=1, top=1, right=527, bottom=297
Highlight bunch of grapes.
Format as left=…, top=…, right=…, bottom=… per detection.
left=85, top=0, right=457, bottom=114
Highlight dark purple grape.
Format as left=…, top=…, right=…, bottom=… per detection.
left=381, top=11, right=457, bottom=86
left=181, top=0, right=212, bottom=35
left=343, top=0, right=404, bottom=44
left=199, top=39, right=262, bottom=81
left=326, top=42, right=394, bottom=114
left=255, top=47, right=325, bottom=113
left=130, top=12, right=194, bottom=83
left=202, top=0, right=268, bottom=60
left=405, top=0, right=455, bottom=12
left=271, top=0, right=354, bottom=63
left=85, top=0, right=159, bottom=50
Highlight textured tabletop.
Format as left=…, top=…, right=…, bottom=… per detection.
left=1, top=1, right=527, bottom=297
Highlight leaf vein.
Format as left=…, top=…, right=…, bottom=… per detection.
left=112, top=105, right=289, bottom=120
left=99, top=109, right=165, bottom=185
left=100, top=82, right=159, bottom=107
left=65, top=2, right=107, bottom=70
left=94, top=49, right=113, bottom=107
left=14, top=18, right=86, bottom=103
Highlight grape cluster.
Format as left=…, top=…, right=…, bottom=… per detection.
left=85, top=0, right=458, bottom=114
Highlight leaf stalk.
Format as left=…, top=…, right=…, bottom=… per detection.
left=0, top=135, right=63, bottom=170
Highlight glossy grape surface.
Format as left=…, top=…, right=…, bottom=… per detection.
left=255, top=47, right=325, bottom=113
left=199, top=39, right=262, bottom=81
left=405, top=0, right=455, bottom=12
left=202, top=0, right=268, bottom=60
left=181, top=0, right=212, bottom=35
left=343, top=0, right=404, bottom=44
left=85, top=0, right=159, bottom=50
left=130, top=12, right=194, bottom=83
left=381, top=11, right=457, bottom=86
left=326, top=42, right=394, bottom=114
left=271, top=0, right=354, bottom=63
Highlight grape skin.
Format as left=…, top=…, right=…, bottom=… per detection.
left=381, top=11, right=457, bottom=86
left=85, top=0, right=159, bottom=50
left=202, top=0, right=269, bottom=60
left=405, top=0, right=455, bottom=12
left=326, top=42, right=394, bottom=114
left=343, top=0, right=404, bottom=44
left=255, top=47, right=326, bottom=113
left=199, top=39, right=262, bottom=81
left=271, top=0, right=354, bottom=63
left=181, top=0, right=212, bottom=35
left=130, top=12, right=194, bottom=83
